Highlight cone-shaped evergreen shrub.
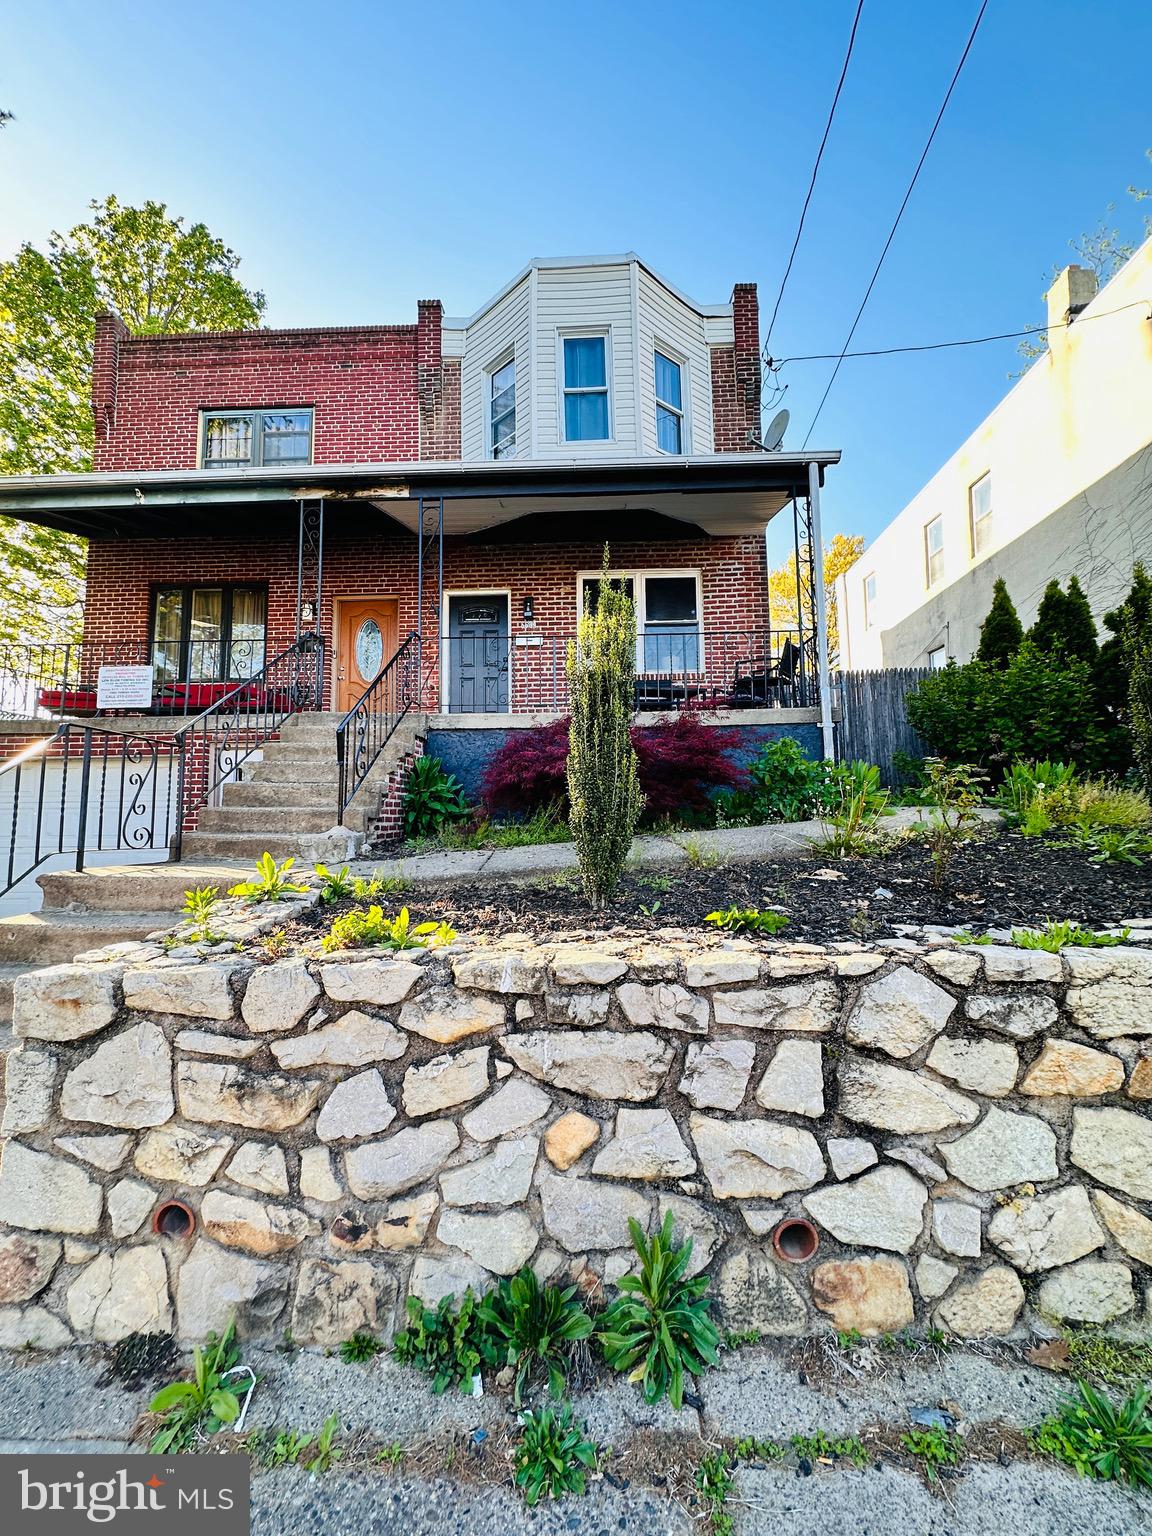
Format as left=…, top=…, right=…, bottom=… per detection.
left=1062, top=575, right=1099, bottom=665
left=1028, top=579, right=1071, bottom=657
left=976, top=577, right=1024, bottom=667
left=566, top=554, right=643, bottom=905
left=1125, top=563, right=1152, bottom=794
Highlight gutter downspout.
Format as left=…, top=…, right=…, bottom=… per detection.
left=807, top=460, right=835, bottom=762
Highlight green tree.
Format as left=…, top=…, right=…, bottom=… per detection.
left=0, top=196, right=265, bottom=642
left=975, top=577, right=1023, bottom=667
left=1096, top=562, right=1152, bottom=719
left=1028, top=579, right=1071, bottom=657
left=566, top=550, right=643, bottom=907
left=1028, top=576, right=1099, bottom=665
left=1121, top=563, right=1152, bottom=792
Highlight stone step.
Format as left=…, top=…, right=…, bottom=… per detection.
left=196, top=806, right=338, bottom=834
left=220, top=781, right=334, bottom=810
left=0, top=963, right=35, bottom=1027
left=38, top=863, right=252, bottom=913
left=0, top=909, right=176, bottom=968
left=179, top=830, right=339, bottom=861
left=248, top=759, right=338, bottom=784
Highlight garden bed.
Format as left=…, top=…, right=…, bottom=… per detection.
left=309, top=828, right=1152, bottom=947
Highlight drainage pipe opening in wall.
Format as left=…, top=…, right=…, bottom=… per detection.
left=153, top=1201, right=195, bottom=1239
left=772, top=1218, right=819, bottom=1263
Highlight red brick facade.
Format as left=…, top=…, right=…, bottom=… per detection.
left=91, top=300, right=458, bottom=470
left=711, top=284, right=762, bottom=452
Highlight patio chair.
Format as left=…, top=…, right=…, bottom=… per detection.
left=713, top=638, right=801, bottom=708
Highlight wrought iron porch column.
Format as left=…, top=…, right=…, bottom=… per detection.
left=295, top=498, right=325, bottom=707
left=415, top=495, right=444, bottom=710
left=807, top=460, right=835, bottom=762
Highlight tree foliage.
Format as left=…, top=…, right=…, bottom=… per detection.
left=768, top=531, right=863, bottom=660
left=1122, top=562, right=1152, bottom=793
left=0, top=196, right=264, bottom=642
left=565, top=552, right=643, bottom=906
left=975, top=577, right=1023, bottom=667
left=1028, top=575, right=1099, bottom=665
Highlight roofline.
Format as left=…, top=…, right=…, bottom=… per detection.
left=443, top=253, right=735, bottom=331
left=0, top=453, right=840, bottom=529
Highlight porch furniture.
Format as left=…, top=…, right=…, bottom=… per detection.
left=711, top=638, right=801, bottom=708
left=35, top=688, right=99, bottom=717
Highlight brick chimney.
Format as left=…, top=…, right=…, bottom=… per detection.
left=91, top=310, right=129, bottom=467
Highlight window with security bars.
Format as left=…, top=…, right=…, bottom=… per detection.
left=202, top=409, right=313, bottom=467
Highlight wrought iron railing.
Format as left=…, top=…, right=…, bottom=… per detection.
left=0, top=724, right=182, bottom=901
left=336, top=632, right=420, bottom=818
left=169, top=636, right=325, bottom=852
left=423, top=627, right=818, bottom=714
left=0, top=638, right=269, bottom=721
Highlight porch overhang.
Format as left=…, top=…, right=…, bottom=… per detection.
left=0, top=451, right=840, bottom=541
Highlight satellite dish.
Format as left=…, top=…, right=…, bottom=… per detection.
left=763, top=408, right=790, bottom=451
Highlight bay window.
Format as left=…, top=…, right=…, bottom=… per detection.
left=562, top=334, right=610, bottom=441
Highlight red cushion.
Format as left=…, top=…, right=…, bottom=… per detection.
left=37, top=688, right=99, bottom=714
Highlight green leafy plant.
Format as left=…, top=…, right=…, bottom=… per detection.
left=303, top=1413, right=342, bottom=1475
left=436, top=801, right=571, bottom=852
left=1011, top=920, right=1130, bottom=952
left=514, top=1403, right=598, bottom=1507
left=722, top=1328, right=762, bottom=1350
left=718, top=737, right=831, bottom=825
left=352, top=870, right=408, bottom=901
left=1072, top=827, right=1152, bottom=865
left=228, top=852, right=310, bottom=903
left=920, top=758, right=986, bottom=888
left=392, top=1291, right=498, bottom=1395
left=1030, top=1381, right=1152, bottom=1489
left=678, top=833, right=721, bottom=869
left=812, top=760, right=889, bottom=856
left=314, top=863, right=354, bottom=903
left=836, top=1328, right=864, bottom=1350
left=791, top=1430, right=870, bottom=1469
left=258, top=927, right=290, bottom=959
left=695, top=1449, right=735, bottom=1535
left=375, top=1441, right=405, bottom=1469
left=900, top=1424, right=963, bottom=1482
left=182, top=885, right=221, bottom=928
left=1061, top=1330, right=1152, bottom=1390
left=339, top=1331, right=385, bottom=1364
left=477, top=1266, right=594, bottom=1407
left=148, top=1321, right=242, bottom=1453
left=257, top=1427, right=313, bottom=1468
left=598, top=1212, right=720, bottom=1410
left=566, top=550, right=644, bottom=907
left=322, top=904, right=456, bottom=953
left=402, top=755, right=472, bottom=839
left=704, top=907, right=789, bottom=936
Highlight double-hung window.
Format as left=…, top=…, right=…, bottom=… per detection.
left=579, top=570, right=701, bottom=673
left=562, top=335, right=610, bottom=441
left=202, top=409, right=313, bottom=468
left=151, top=584, right=267, bottom=684
left=654, top=350, right=684, bottom=453
left=924, top=516, right=945, bottom=588
left=489, top=356, right=516, bottom=459
left=969, top=472, right=993, bottom=556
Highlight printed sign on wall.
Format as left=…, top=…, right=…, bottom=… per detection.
left=96, top=665, right=155, bottom=710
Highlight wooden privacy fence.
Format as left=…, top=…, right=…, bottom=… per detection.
left=834, top=667, right=931, bottom=783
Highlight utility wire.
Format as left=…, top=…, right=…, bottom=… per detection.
left=769, top=297, right=1151, bottom=365
left=763, top=0, right=867, bottom=351
left=801, top=0, right=991, bottom=448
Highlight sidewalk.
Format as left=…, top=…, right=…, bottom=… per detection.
left=358, top=806, right=968, bottom=885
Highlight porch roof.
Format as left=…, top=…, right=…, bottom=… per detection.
left=0, top=451, right=840, bottom=540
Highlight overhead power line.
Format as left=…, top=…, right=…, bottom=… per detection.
left=763, top=0, right=867, bottom=351
left=769, top=297, right=1152, bottom=366
left=801, top=0, right=991, bottom=448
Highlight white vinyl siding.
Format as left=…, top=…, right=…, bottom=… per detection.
left=636, top=267, right=713, bottom=455
left=535, top=264, right=635, bottom=456
left=460, top=277, right=531, bottom=461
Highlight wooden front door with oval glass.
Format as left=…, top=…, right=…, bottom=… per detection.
left=335, top=599, right=399, bottom=713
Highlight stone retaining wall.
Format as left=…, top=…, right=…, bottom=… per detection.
left=1, top=909, right=1151, bottom=1350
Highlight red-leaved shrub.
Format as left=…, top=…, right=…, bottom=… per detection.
left=480, top=714, right=745, bottom=823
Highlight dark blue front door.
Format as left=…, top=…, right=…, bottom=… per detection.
left=447, top=595, right=509, bottom=712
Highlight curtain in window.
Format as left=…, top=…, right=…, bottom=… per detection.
left=151, top=590, right=184, bottom=684
left=204, top=416, right=254, bottom=466
left=189, top=589, right=224, bottom=681
left=564, top=337, right=606, bottom=389
left=230, top=587, right=267, bottom=677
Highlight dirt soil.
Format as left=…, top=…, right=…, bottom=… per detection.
left=294, top=829, right=1152, bottom=946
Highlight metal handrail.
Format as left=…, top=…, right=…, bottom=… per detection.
left=169, top=634, right=325, bottom=856
left=0, top=721, right=181, bottom=900
left=336, top=632, right=420, bottom=818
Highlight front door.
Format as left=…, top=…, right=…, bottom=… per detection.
left=335, top=599, right=399, bottom=712
left=447, top=594, right=509, bottom=712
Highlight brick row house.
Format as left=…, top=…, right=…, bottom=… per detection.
left=0, top=254, right=839, bottom=875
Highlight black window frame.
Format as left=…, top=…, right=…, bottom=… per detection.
left=149, top=582, right=269, bottom=684
left=200, top=408, right=314, bottom=469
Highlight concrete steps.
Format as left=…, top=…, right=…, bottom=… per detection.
left=38, top=864, right=250, bottom=913
left=0, top=909, right=175, bottom=968
left=196, top=805, right=337, bottom=834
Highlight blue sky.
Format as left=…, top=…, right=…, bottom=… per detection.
left=3, top=0, right=1150, bottom=564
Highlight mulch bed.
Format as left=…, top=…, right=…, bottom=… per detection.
left=300, top=829, right=1152, bottom=946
